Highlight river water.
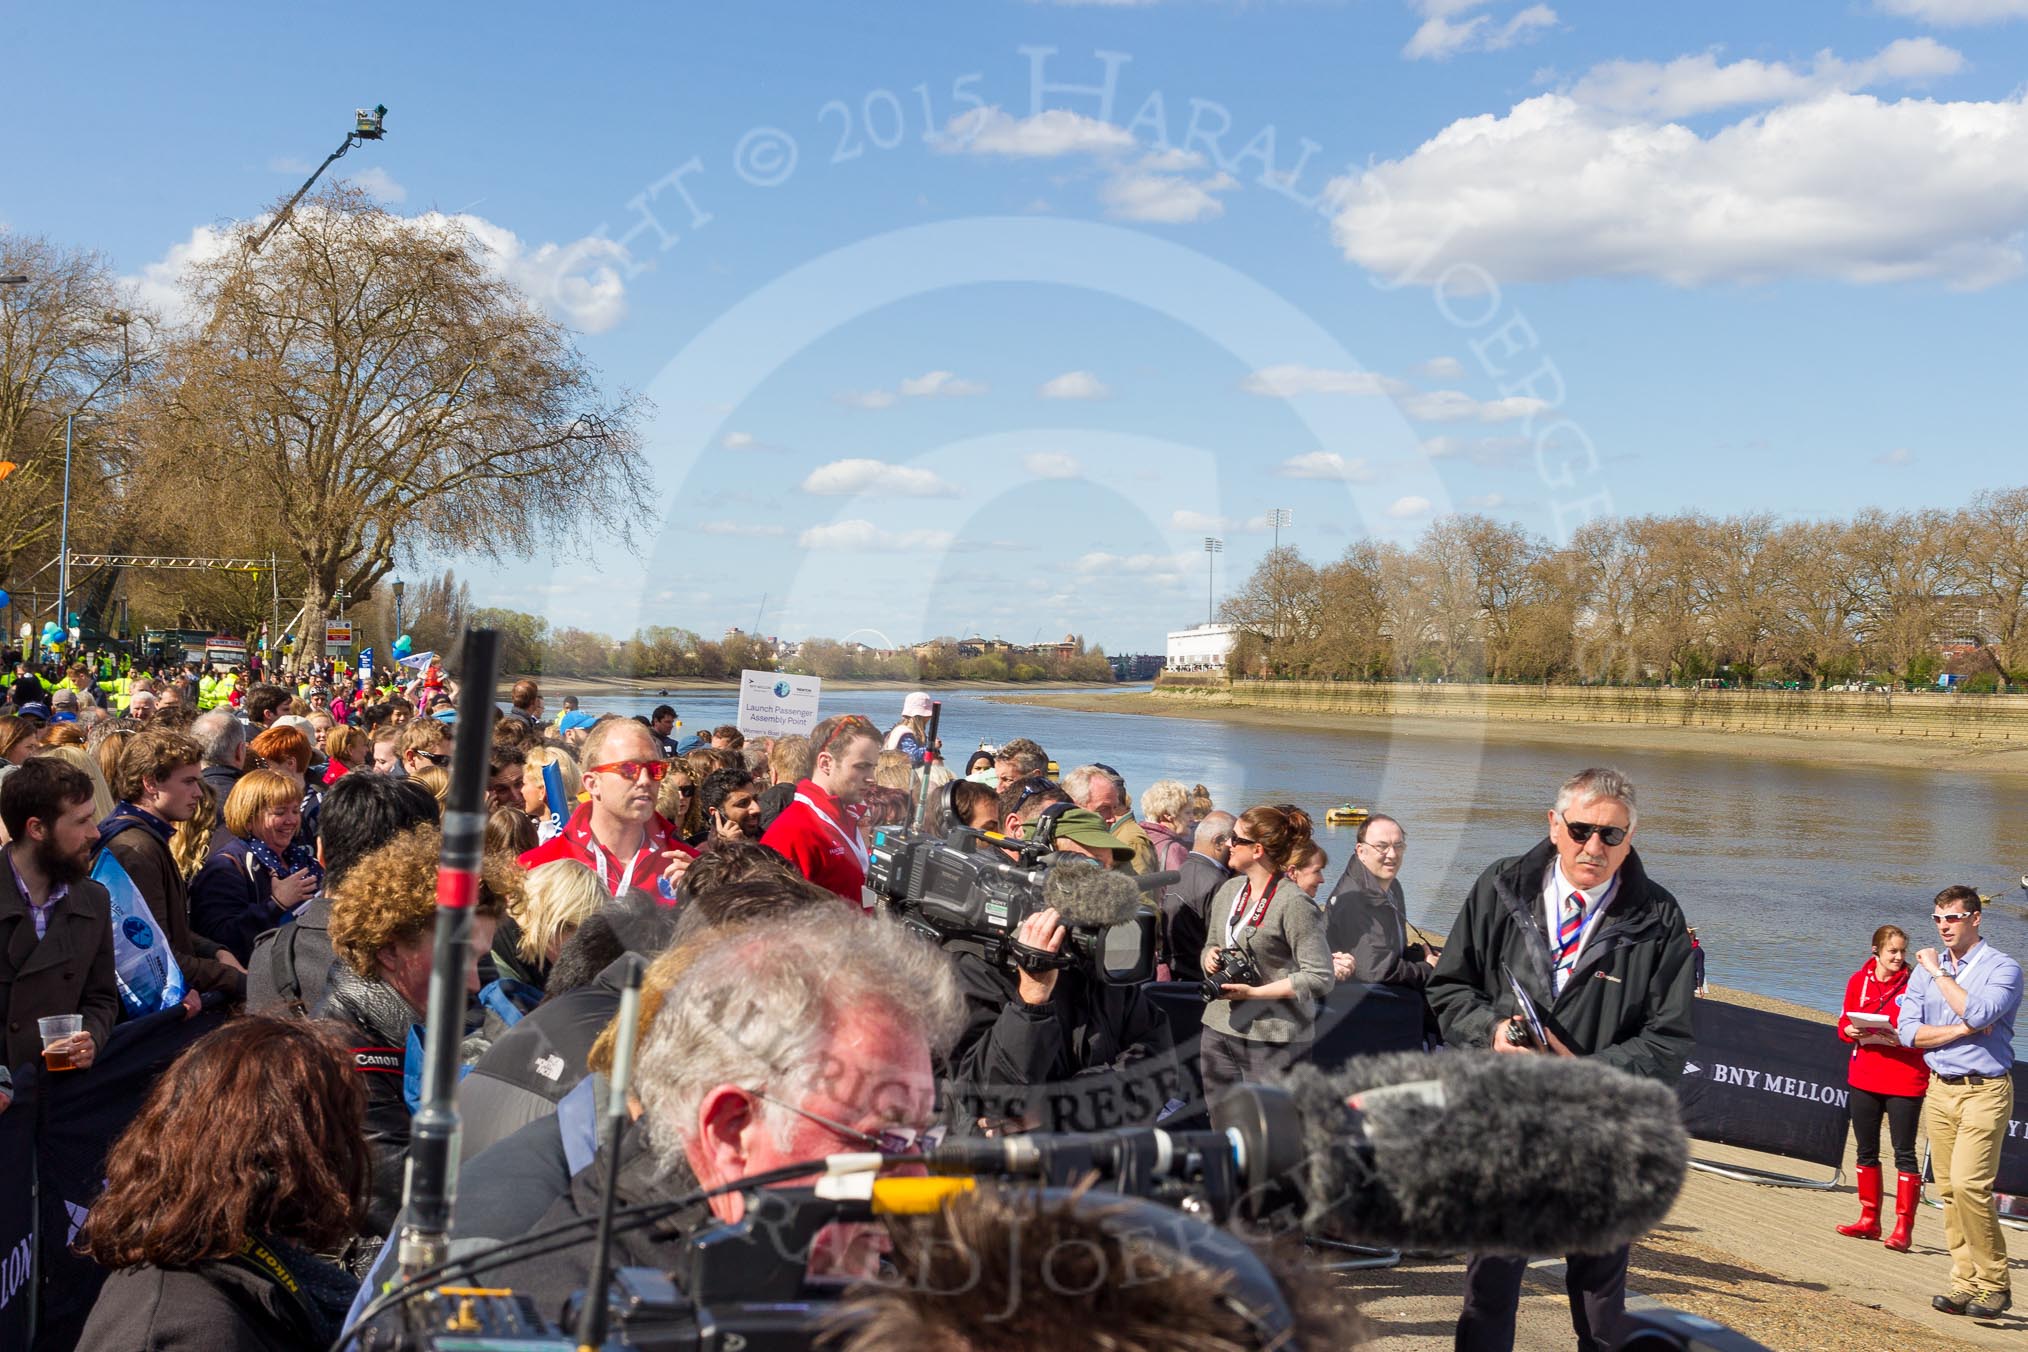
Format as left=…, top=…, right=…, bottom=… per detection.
left=590, top=684, right=2028, bottom=1052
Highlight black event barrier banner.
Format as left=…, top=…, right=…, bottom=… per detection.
left=0, top=1006, right=227, bottom=1352
left=1677, top=999, right=2028, bottom=1195
left=1146, top=979, right=1427, bottom=1126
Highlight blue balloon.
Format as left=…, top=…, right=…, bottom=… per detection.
left=0, top=589, right=10, bottom=610
left=42, top=621, right=62, bottom=639
left=393, top=633, right=414, bottom=657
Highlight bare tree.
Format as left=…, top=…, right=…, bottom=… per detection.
left=1219, top=546, right=1321, bottom=673
left=134, top=184, right=648, bottom=659
left=1845, top=508, right=1965, bottom=685
left=0, top=232, right=149, bottom=581
left=1961, top=489, right=2028, bottom=690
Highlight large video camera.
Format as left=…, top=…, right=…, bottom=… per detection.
left=864, top=784, right=1157, bottom=985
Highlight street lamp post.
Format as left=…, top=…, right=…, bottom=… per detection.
left=58, top=415, right=74, bottom=643
left=1203, top=537, right=1223, bottom=627
left=393, top=579, right=405, bottom=648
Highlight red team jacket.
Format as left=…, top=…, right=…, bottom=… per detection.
left=1836, top=960, right=1929, bottom=1098
left=759, top=779, right=868, bottom=906
left=519, top=803, right=695, bottom=898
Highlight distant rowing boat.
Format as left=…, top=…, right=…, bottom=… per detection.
left=1324, top=804, right=1369, bottom=827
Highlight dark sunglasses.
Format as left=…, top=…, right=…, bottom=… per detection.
left=417, top=750, right=452, bottom=768
left=1230, top=833, right=1259, bottom=848
left=1014, top=777, right=1058, bottom=807
left=1559, top=814, right=1628, bottom=848
left=1933, top=911, right=1976, bottom=925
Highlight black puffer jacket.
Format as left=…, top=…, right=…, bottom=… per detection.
left=1426, top=838, right=1695, bottom=1083
left=315, top=961, right=421, bottom=1237
left=941, top=948, right=1181, bottom=1135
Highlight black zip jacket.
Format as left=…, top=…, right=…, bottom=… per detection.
left=1426, top=839, right=1694, bottom=1084
left=316, top=961, right=421, bottom=1237
left=941, top=948, right=1182, bottom=1135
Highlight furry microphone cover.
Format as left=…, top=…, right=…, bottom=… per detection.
left=1270, top=1052, right=1689, bottom=1255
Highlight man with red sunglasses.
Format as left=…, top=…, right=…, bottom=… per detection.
left=761, top=713, right=881, bottom=906
left=1428, top=767, right=1694, bottom=1352
left=520, top=718, right=694, bottom=897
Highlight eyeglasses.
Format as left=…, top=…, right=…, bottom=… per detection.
left=672, top=783, right=695, bottom=796
left=588, top=758, right=670, bottom=782
left=1360, top=840, right=1406, bottom=856
left=815, top=715, right=877, bottom=759
left=1014, top=777, right=1058, bottom=808
left=1933, top=911, right=1976, bottom=925
left=1230, top=833, right=1259, bottom=848
left=749, top=1091, right=946, bottom=1156
left=417, top=750, right=451, bottom=768
left=1558, top=814, right=1628, bottom=848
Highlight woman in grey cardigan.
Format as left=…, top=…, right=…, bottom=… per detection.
left=1199, top=804, right=1336, bottom=1105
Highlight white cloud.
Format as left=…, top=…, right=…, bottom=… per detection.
left=1023, top=451, right=1083, bottom=478
left=840, top=371, right=986, bottom=408
left=1405, top=2, right=1557, bottom=61
left=1329, top=89, right=2028, bottom=290
left=1877, top=0, right=2028, bottom=24
left=267, top=155, right=313, bottom=174
left=1465, top=492, right=1507, bottom=509
left=1387, top=495, right=1435, bottom=519
left=1171, top=509, right=1232, bottom=531
left=126, top=224, right=236, bottom=326
left=1038, top=369, right=1111, bottom=400
left=801, top=458, right=961, bottom=497
left=1099, top=155, right=1237, bottom=223
left=345, top=165, right=408, bottom=203
left=1276, top=452, right=1378, bottom=481
left=1400, top=390, right=1551, bottom=423
left=1875, top=447, right=1915, bottom=465
left=1075, top=550, right=1197, bottom=581
left=442, top=213, right=632, bottom=333
left=722, top=432, right=758, bottom=449
left=1420, top=434, right=1531, bottom=463
left=799, top=520, right=956, bottom=551
left=898, top=369, right=988, bottom=398
left=940, top=106, right=1137, bottom=158
left=1412, top=356, right=1466, bottom=379
left=1241, top=364, right=1407, bottom=398
left=698, top=521, right=788, bottom=537
left=1568, top=39, right=1964, bottom=118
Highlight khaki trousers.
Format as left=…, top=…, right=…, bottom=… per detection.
left=1922, top=1072, right=2014, bottom=1295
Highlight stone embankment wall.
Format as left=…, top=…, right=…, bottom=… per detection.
left=1151, top=675, right=2028, bottom=742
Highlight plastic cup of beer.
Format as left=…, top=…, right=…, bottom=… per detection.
left=39, top=1014, right=83, bottom=1071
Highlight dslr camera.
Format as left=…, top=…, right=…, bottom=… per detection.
left=1202, top=945, right=1266, bottom=1002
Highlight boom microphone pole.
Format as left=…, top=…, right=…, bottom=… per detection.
left=396, top=626, right=501, bottom=1282
left=908, top=698, right=942, bottom=831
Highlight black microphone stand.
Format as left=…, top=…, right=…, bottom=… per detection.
left=396, top=627, right=501, bottom=1281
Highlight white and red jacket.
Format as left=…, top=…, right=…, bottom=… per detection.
left=520, top=803, right=695, bottom=898
left=760, top=778, right=868, bottom=907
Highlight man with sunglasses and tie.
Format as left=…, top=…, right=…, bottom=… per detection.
left=1428, top=767, right=1694, bottom=1352
left=520, top=718, right=694, bottom=898
left=1895, top=886, right=2019, bottom=1320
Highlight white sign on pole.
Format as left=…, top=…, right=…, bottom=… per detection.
left=736, top=669, right=821, bottom=737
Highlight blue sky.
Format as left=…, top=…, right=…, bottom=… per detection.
left=6, top=0, right=2028, bottom=654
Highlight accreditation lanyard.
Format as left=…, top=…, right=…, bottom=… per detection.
left=1226, top=877, right=1279, bottom=948
left=1945, top=942, right=1990, bottom=985
left=796, top=790, right=869, bottom=869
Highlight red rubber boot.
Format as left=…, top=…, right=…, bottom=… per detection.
left=1836, top=1165, right=1882, bottom=1240
left=1883, top=1172, right=1920, bottom=1252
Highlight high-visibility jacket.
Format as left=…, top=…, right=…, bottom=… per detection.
left=197, top=674, right=222, bottom=710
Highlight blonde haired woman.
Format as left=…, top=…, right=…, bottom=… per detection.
left=523, top=744, right=583, bottom=842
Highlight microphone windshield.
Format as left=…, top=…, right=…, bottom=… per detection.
left=1256, top=1052, right=1687, bottom=1256
left=1042, top=859, right=1144, bottom=930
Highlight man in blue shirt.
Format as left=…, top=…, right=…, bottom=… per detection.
left=1895, top=885, right=2021, bottom=1320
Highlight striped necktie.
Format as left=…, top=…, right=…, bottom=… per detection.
left=1555, top=890, right=1586, bottom=989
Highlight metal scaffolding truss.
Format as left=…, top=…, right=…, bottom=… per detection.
left=63, top=554, right=271, bottom=571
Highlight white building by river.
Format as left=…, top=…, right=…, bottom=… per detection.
left=1165, top=623, right=1236, bottom=672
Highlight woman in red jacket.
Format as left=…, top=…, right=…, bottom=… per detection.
left=1833, top=923, right=1929, bottom=1251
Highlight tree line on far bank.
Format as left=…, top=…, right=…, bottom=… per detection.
left=1218, top=493, right=2028, bottom=691
left=373, top=574, right=1112, bottom=683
